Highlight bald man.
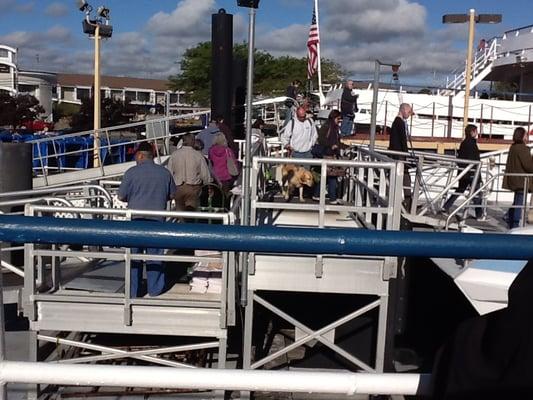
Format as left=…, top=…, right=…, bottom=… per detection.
left=389, top=103, right=414, bottom=210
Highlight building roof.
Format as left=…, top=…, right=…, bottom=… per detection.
left=57, top=73, right=171, bottom=92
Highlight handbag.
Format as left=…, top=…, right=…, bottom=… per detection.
left=324, top=155, right=346, bottom=177
left=226, top=149, right=239, bottom=176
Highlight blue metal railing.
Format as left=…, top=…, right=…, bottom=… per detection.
left=1, top=215, right=533, bottom=260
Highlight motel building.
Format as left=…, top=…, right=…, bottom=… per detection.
left=0, top=45, right=182, bottom=121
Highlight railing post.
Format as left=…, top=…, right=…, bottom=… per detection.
left=479, top=103, right=484, bottom=135
left=527, top=104, right=531, bottom=132
left=431, top=102, right=435, bottom=137
left=447, top=96, right=453, bottom=138
left=489, top=105, right=494, bottom=139
left=0, top=242, right=7, bottom=400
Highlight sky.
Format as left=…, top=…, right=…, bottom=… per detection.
left=0, top=0, right=531, bottom=86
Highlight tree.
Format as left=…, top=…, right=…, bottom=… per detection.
left=70, top=96, right=136, bottom=132
left=53, top=102, right=81, bottom=123
left=168, top=42, right=346, bottom=106
left=0, top=92, right=45, bottom=128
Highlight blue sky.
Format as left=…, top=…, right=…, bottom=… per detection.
left=0, top=0, right=530, bottom=84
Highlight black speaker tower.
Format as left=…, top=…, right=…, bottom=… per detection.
left=211, top=9, right=233, bottom=127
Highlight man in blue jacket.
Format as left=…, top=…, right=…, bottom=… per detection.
left=118, top=142, right=176, bottom=297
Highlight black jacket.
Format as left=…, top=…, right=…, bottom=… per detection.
left=388, top=116, right=408, bottom=154
left=457, top=136, right=480, bottom=181
left=340, top=87, right=358, bottom=116
left=432, top=260, right=533, bottom=399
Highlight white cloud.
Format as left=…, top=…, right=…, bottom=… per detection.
left=0, top=0, right=469, bottom=83
left=15, top=1, right=33, bottom=13
left=0, top=0, right=33, bottom=14
left=146, top=0, right=215, bottom=38
left=45, top=2, right=69, bottom=17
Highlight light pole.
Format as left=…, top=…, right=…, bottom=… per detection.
left=237, top=0, right=259, bottom=307
left=443, top=11, right=501, bottom=134
left=369, top=60, right=400, bottom=152
left=77, top=0, right=113, bottom=168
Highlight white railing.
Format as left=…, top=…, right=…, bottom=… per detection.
left=0, top=361, right=432, bottom=396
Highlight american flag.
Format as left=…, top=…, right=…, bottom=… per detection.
left=307, top=6, right=319, bottom=79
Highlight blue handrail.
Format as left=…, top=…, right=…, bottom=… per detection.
left=1, top=215, right=533, bottom=260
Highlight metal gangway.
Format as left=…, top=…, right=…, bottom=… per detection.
left=242, top=155, right=404, bottom=374
left=28, top=111, right=211, bottom=188
left=354, top=143, right=533, bottom=232
left=9, top=202, right=236, bottom=398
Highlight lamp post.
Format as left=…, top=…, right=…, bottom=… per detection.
left=77, top=0, right=113, bottom=168
left=237, top=0, right=259, bottom=307
left=443, top=10, right=501, bottom=134
left=369, top=60, right=400, bottom=152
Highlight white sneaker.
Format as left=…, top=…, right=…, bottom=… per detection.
left=312, top=196, right=320, bottom=201
left=329, top=199, right=342, bottom=205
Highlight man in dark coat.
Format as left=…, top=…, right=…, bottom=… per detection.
left=442, top=124, right=483, bottom=218
left=284, top=80, right=301, bottom=125
left=389, top=103, right=414, bottom=209
left=339, top=80, right=358, bottom=136
left=432, top=259, right=533, bottom=399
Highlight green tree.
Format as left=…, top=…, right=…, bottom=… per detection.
left=53, top=102, right=81, bottom=123
left=0, top=92, right=45, bottom=128
left=70, top=96, right=136, bottom=132
left=168, top=42, right=346, bottom=106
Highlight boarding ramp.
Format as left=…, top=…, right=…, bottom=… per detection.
left=439, top=37, right=499, bottom=96
left=20, top=203, right=237, bottom=399
left=356, top=144, right=533, bottom=232
left=29, top=111, right=210, bottom=188
left=242, top=155, right=403, bottom=374
left=0, top=184, right=118, bottom=307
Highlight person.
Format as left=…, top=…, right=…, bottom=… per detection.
left=197, top=119, right=220, bottom=157
left=118, top=142, right=177, bottom=298
left=442, top=124, right=483, bottom=218
left=213, top=114, right=237, bottom=157
left=339, top=80, right=358, bottom=136
left=312, top=109, right=342, bottom=204
left=432, top=259, right=533, bottom=399
left=251, top=118, right=266, bottom=147
left=503, top=127, right=533, bottom=229
left=208, top=133, right=240, bottom=193
left=389, top=103, right=414, bottom=209
left=167, top=132, right=212, bottom=211
left=284, top=79, right=301, bottom=125
left=477, top=38, right=487, bottom=53
left=281, top=106, right=317, bottom=160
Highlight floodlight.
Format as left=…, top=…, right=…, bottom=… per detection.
left=442, top=14, right=469, bottom=24
left=97, top=6, right=110, bottom=19
left=477, top=14, right=502, bottom=24
left=76, top=0, right=90, bottom=12
left=237, top=0, right=260, bottom=8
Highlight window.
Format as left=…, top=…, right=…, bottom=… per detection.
left=125, top=91, right=136, bottom=102
left=169, top=93, right=178, bottom=104
left=137, top=91, right=150, bottom=103
left=18, top=84, right=36, bottom=94
left=0, top=49, right=8, bottom=58
left=62, top=87, right=75, bottom=101
left=111, top=90, right=123, bottom=101
left=77, top=88, right=90, bottom=100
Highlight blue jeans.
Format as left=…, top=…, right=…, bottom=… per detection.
left=314, top=176, right=338, bottom=201
left=340, top=116, right=354, bottom=136
left=131, top=247, right=165, bottom=297
left=508, top=191, right=525, bottom=229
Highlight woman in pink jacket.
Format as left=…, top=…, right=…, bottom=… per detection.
left=208, top=133, right=240, bottom=192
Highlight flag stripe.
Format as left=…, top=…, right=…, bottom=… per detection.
left=307, top=6, right=319, bottom=79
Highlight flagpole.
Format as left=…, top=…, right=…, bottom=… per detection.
left=314, top=0, right=324, bottom=107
